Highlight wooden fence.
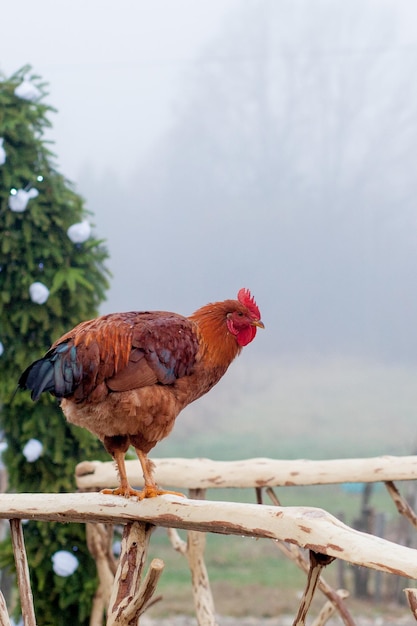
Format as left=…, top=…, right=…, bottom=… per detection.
left=1, top=455, right=417, bottom=625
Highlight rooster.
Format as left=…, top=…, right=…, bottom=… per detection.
left=19, top=288, right=263, bottom=499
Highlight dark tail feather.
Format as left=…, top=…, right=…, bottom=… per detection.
left=18, top=342, right=82, bottom=401
left=19, top=358, right=56, bottom=401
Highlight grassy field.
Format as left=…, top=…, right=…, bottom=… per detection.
left=138, top=356, right=417, bottom=618
left=145, top=529, right=310, bottom=617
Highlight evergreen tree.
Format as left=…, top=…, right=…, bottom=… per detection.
left=0, top=66, right=110, bottom=625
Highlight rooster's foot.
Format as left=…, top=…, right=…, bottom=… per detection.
left=137, top=485, right=185, bottom=500
left=101, top=485, right=141, bottom=498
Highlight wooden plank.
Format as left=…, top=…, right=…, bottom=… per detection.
left=0, top=492, right=417, bottom=578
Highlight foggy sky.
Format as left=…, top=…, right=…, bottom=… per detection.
left=3, top=1, right=417, bottom=365
left=1, top=0, right=239, bottom=180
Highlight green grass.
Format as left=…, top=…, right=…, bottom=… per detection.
left=145, top=528, right=310, bottom=617
left=153, top=534, right=305, bottom=587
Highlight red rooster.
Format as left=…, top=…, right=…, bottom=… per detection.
left=19, top=289, right=263, bottom=499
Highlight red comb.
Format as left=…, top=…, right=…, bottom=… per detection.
left=237, top=288, right=261, bottom=319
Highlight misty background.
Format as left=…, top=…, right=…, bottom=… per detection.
left=3, top=0, right=417, bottom=460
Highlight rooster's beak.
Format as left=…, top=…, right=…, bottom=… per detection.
left=252, top=320, right=265, bottom=329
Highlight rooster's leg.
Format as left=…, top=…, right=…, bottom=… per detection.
left=135, top=449, right=184, bottom=500
left=101, top=448, right=142, bottom=498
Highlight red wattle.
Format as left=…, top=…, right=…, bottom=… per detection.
left=236, top=326, right=256, bottom=347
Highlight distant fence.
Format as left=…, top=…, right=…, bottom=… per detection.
left=1, top=455, right=417, bottom=625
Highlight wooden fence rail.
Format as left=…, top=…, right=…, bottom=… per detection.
left=1, top=491, right=417, bottom=575
left=1, top=455, right=417, bottom=625
left=75, top=454, right=417, bottom=490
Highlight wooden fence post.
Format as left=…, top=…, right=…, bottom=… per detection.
left=107, top=521, right=164, bottom=625
left=9, top=519, right=36, bottom=626
left=0, top=590, right=10, bottom=626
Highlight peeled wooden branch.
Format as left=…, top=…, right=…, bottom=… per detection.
left=385, top=481, right=417, bottom=531
left=311, top=590, right=350, bottom=626
left=271, top=539, right=354, bottom=626
left=2, top=493, right=417, bottom=578
left=0, top=590, right=11, bottom=626
left=107, top=521, right=163, bottom=625
left=134, top=558, right=164, bottom=616
left=76, top=455, right=417, bottom=491
left=293, top=552, right=335, bottom=626
left=185, top=531, right=217, bottom=626
left=404, top=588, right=417, bottom=621
left=169, top=526, right=217, bottom=626
left=9, top=519, right=36, bottom=626
left=86, top=523, right=116, bottom=626
left=167, top=489, right=218, bottom=626
left=167, top=527, right=187, bottom=554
